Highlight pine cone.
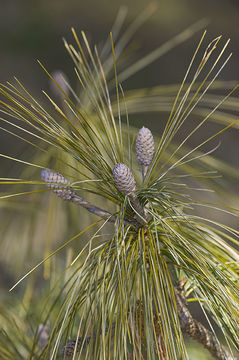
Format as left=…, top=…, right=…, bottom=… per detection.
left=50, top=70, right=69, bottom=99
left=41, top=169, right=75, bottom=200
left=113, top=163, right=136, bottom=195
left=136, top=127, right=155, bottom=166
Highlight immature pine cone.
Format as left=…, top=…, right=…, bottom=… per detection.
left=41, top=169, right=75, bottom=200
left=113, top=163, right=136, bottom=195
left=136, top=127, right=155, bottom=166
left=50, top=70, right=69, bottom=99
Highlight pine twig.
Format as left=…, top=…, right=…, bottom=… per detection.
left=128, top=191, right=148, bottom=225
left=41, top=169, right=136, bottom=226
left=70, top=193, right=117, bottom=221
left=61, top=289, right=237, bottom=360
left=176, top=284, right=237, bottom=360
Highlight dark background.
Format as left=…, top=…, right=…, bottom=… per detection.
left=1, top=0, right=239, bottom=91
left=1, top=0, right=239, bottom=162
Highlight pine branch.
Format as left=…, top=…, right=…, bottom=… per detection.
left=176, top=284, right=237, bottom=360
left=41, top=169, right=137, bottom=227
left=61, top=288, right=237, bottom=360
left=70, top=193, right=116, bottom=221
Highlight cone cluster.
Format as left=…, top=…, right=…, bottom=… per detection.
left=112, top=163, right=136, bottom=195
left=41, top=169, right=75, bottom=200
left=136, top=126, right=155, bottom=166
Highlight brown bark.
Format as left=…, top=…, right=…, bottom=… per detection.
left=176, top=285, right=236, bottom=360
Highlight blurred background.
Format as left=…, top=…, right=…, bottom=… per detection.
left=0, top=0, right=239, bottom=169
left=0, top=0, right=238, bottom=358
left=1, top=0, right=239, bottom=86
